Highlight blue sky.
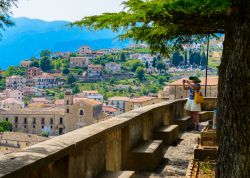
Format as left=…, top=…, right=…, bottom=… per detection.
left=12, top=0, right=123, bottom=22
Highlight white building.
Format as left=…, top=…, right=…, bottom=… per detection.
left=0, top=98, right=24, bottom=110
left=2, top=89, right=23, bottom=102
left=78, top=46, right=92, bottom=55
left=69, top=57, right=89, bottom=68
left=32, top=73, right=63, bottom=89
left=88, top=64, right=102, bottom=77
left=75, top=91, right=104, bottom=102
left=138, top=54, right=155, bottom=66
left=6, top=76, right=27, bottom=90
left=105, top=62, right=121, bottom=73
left=108, top=96, right=130, bottom=112
left=115, top=84, right=131, bottom=90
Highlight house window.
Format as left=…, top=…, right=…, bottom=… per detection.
left=24, top=118, right=27, bottom=124
left=14, top=117, right=18, bottom=124
left=33, top=125, right=36, bottom=128
left=67, top=100, right=69, bottom=105
left=32, top=118, right=36, bottom=124
left=42, top=125, right=44, bottom=129
left=51, top=126, right=53, bottom=129
left=24, top=125, right=27, bottom=129
left=79, top=110, right=84, bottom=116
left=50, top=118, right=53, bottom=124
left=5, top=118, right=8, bottom=121
left=41, top=118, right=45, bottom=125
left=59, top=118, right=63, bottom=124
left=67, top=108, right=69, bottom=113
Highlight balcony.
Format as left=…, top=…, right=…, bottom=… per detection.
left=0, top=98, right=216, bottom=178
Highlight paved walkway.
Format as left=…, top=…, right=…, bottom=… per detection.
left=136, top=126, right=205, bottom=178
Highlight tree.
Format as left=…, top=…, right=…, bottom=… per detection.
left=62, top=68, right=70, bottom=75
left=5, top=66, right=26, bottom=76
left=189, top=50, right=195, bottom=65
left=40, top=57, right=53, bottom=72
left=67, top=74, right=76, bottom=85
left=158, top=76, right=166, bottom=85
left=136, top=66, right=145, bottom=81
left=30, top=60, right=40, bottom=68
left=201, top=51, right=207, bottom=66
left=120, top=52, right=126, bottom=62
left=171, top=51, right=183, bottom=66
left=40, top=50, right=51, bottom=58
left=126, top=59, right=144, bottom=72
left=156, top=61, right=166, bottom=71
left=184, top=50, right=188, bottom=65
left=0, top=0, right=17, bottom=37
left=194, top=52, right=201, bottom=66
left=0, top=121, right=12, bottom=132
left=152, top=57, right=157, bottom=68
left=75, top=1, right=250, bottom=176
left=145, top=61, right=149, bottom=69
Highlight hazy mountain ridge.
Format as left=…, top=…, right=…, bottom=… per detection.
left=0, top=17, right=129, bottom=69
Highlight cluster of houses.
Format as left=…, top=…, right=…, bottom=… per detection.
left=0, top=88, right=162, bottom=136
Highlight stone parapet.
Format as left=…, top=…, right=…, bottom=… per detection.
left=0, top=98, right=217, bottom=178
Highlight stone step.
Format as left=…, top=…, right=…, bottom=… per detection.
left=98, top=171, right=135, bottom=178
left=154, top=125, right=179, bottom=145
left=127, top=140, right=163, bottom=171
left=174, top=116, right=192, bottom=131
left=199, top=111, right=214, bottom=122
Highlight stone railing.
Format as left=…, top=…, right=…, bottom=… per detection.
left=0, top=98, right=217, bottom=178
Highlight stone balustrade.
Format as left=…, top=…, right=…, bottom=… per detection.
left=0, top=98, right=217, bottom=178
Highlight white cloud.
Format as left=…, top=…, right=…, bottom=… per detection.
left=12, top=0, right=123, bottom=22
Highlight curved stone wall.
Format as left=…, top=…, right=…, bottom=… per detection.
left=0, top=98, right=217, bottom=178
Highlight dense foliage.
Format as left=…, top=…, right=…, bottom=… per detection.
left=73, top=0, right=228, bottom=55
left=0, top=121, right=12, bottom=132
left=0, top=0, right=18, bottom=37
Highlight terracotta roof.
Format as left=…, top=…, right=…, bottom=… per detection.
left=31, top=98, right=49, bottom=103
left=169, top=76, right=218, bottom=86
left=0, top=132, right=48, bottom=143
left=21, top=61, right=32, bottom=64
left=82, top=90, right=99, bottom=94
left=0, top=98, right=24, bottom=105
left=7, top=75, right=25, bottom=79
left=108, top=96, right=130, bottom=101
left=128, top=96, right=156, bottom=103
left=103, top=106, right=118, bottom=112
left=0, top=108, right=65, bottom=115
left=54, top=99, right=64, bottom=105
left=73, top=97, right=102, bottom=106
left=88, top=64, right=102, bottom=68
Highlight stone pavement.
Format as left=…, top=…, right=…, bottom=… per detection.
left=136, top=123, right=207, bottom=178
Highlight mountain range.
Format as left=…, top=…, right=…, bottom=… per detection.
left=0, top=17, right=130, bottom=69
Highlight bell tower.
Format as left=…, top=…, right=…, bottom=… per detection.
left=64, top=89, right=73, bottom=114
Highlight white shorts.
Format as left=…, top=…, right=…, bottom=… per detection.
left=184, top=99, right=201, bottom=112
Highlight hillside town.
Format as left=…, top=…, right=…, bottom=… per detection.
left=0, top=42, right=220, bottom=155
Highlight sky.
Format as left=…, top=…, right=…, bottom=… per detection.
left=12, top=0, right=124, bottom=22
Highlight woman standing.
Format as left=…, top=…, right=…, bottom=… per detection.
left=183, top=76, right=201, bottom=130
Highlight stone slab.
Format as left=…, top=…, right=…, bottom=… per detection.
left=154, top=125, right=179, bottom=145
left=174, top=116, right=192, bottom=131
left=98, top=171, right=135, bottom=178
left=127, top=140, right=163, bottom=171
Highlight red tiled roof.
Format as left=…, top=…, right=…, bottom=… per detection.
left=128, top=96, right=155, bottom=103
left=102, top=106, right=118, bottom=112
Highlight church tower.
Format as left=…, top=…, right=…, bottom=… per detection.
left=64, top=89, right=73, bottom=114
